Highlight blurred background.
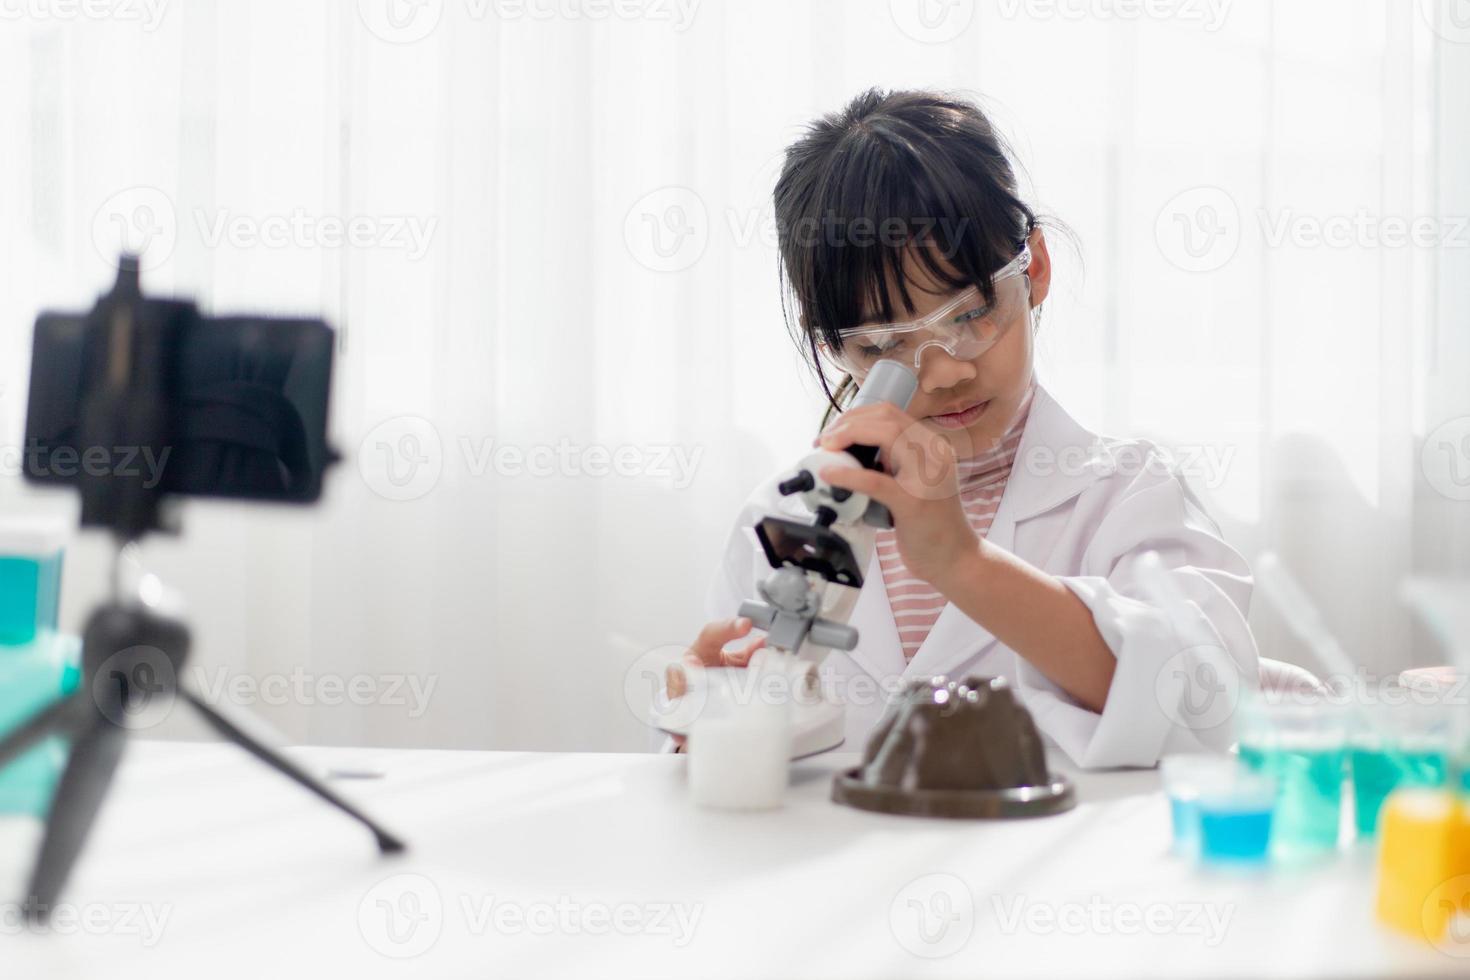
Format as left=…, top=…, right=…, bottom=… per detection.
left=1, top=0, right=1468, bottom=751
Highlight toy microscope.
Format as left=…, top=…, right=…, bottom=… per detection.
left=657, top=360, right=918, bottom=760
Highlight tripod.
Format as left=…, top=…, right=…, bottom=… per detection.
left=0, top=544, right=406, bottom=923
left=2, top=258, right=404, bottom=924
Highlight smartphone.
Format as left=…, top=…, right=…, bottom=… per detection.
left=24, top=305, right=336, bottom=504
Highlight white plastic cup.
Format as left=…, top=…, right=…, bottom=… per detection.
left=687, top=715, right=790, bottom=810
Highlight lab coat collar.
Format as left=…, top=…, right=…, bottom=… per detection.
left=863, top=380, right=1112, bottom=686
left=1000, top=381, right=1111, bottom=523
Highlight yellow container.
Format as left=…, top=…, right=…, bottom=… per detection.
left=1375, top=789, right=1470, bottom=947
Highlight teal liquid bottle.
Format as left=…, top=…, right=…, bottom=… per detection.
left=0, top=634, right=82, bottom=815
left=1350, top=744, right=1448, bottom=838
left=0, top=522, right=80, bottom=817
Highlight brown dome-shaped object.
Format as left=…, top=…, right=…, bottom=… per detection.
left=831, top=675, right=1076, bottom=818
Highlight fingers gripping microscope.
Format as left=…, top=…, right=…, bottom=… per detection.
left=657, top=360, right=919, bottom=758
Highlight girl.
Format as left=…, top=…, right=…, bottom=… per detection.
left=670, top=89, right=1257, bottom=769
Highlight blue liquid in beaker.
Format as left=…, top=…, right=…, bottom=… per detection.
left=1198, top=800, right=1273, bottom=863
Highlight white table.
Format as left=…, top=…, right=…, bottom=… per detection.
left=0, top=742, right=1461, bottom=979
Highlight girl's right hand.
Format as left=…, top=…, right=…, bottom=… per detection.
left=665, top=617, right=766, bottom=749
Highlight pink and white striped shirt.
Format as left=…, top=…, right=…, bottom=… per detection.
left=876, top=382, right=1037, bottom=662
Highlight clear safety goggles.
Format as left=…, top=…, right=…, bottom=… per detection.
left=824, top=245, right=1032, bottom=379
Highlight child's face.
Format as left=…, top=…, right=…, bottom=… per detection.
left=855, top=228, right=1052, bottom=458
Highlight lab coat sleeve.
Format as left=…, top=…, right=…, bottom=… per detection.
left=1015, top=457, right=1259, bottom=769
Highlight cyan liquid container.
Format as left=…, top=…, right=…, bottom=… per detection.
left=1161, top=754, right=1236, bottom=858
left=0, top=520, right=78, bottom=817
left=0, top=521, right=64, bottom=645
left=1237, top=695, right=1347, bottom=861
left=1195, top=764, right=1276, bottom=865
left=1348, top=700, right=1452, bottom=839
left=0, top=633, right=82, bottom=815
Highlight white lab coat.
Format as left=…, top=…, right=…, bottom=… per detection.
left=704, top=382, right=1259, bottom=770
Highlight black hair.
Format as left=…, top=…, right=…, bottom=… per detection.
left=773, top=89, right=1039, bottom=422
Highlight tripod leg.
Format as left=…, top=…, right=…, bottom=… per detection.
left=0, top=694, right=82, bottom=774
left=182, top=690, right=405, bottom=854
left=23, top=714, right=126, bottom=923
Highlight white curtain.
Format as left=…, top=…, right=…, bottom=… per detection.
left=1, top=0, right=1465, bottom=751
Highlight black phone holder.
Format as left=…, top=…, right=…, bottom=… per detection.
left=0, top=258, right=405, bottom=924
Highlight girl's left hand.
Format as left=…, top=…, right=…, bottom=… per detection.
left=815, top=403, right=980, bottom=589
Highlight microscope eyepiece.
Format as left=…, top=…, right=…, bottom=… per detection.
left=778, top=470, right=816, bottom=496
